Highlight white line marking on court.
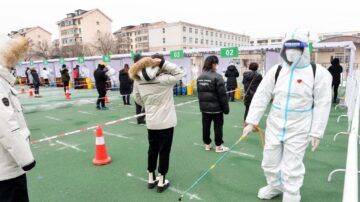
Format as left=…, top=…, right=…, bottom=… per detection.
left=193, top=142, right=255, bottom=158
left=233, top=125, right=242, bottom=128
left=129, top=121, right=146, bottom=127
left=100, top=130, right=134, bottom=140
left=45, top=116, right=63, bottom=122
left=55, top=140, right=86, bottom=152
left=77, top=111, right=94, bottom=115
left=126, top=172, right=202, bottom=200
left=177, top=110, right=201, bottom=115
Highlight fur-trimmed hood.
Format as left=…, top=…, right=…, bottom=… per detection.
left=0, top=36, right=29, bottom=69
left=129, top=57, right=158, bottom=80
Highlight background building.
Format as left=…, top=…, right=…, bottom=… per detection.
left=148, top=21, right=250, bottom=52
left=57, top=9, right=112, bottom=56
left=9, top=26, right=52, bottom=47
left=250, top=36, right=283, bottom=46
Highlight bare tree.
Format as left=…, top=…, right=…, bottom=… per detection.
left=30, top=40, right=51, bottom=59
left=93, top=32, right=115, bottom=55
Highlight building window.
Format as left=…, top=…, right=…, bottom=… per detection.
left=195, top=38, right=198, bottom=44
left=163, top=48, right=166, bottom=51
left=220, top=33, right=223, bottom=38
left=189, top=28, right=192, bottom=33
left=38, top=35, right=41, bottom=38
left=78, top=20, right=81, bottom=25
left=183, top=37, right=186, bottom=43
left=200, top=39, right=203, bottom=44
left=183, top=47, right=186, bottom=49
left=216, top=41, right=218, bottom=46
left=206, top=31, right=208, bottom=36
left=224, top=42, right=226, bottom=46
left=220, top=42, right=222, bottom=46
left=215, top=32, right=218, bottom=37
left=96, top=21, right=100, bottom=25
left=183, top=26, right=186, bottom=32
left=206, top=40, right=209, bottom=45
left=189, top=37, right=193, bottom=43
left=211, top=40, right=213, bottom=45
left=163, top=38, right=166, bottom=44
left=201, top=30, right=203, bottom=35
left=195, top=29, right=198, bottom=34
left=79, top=28, right=81, bottom=34
left=211, top=32, right=213, bottom=37
left=162, top=28, right=165, bottom=33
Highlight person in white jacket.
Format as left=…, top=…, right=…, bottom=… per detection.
left=243, top=29, right=332, bottom=202
left=130, top=54, right=184, bottom=193
left=0, top=34, right=36, bottom=202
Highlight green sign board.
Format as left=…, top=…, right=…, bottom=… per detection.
left=29, top=60, right=34, bottom=66
left=131, top=52, right=142, bottom=61
left=78, top=56, right=85, bottom=64
left=102, top=55, right=111, bottom=63
left=170, top=50, right=184, bottom=59
left=59, top=58, right=65, bottom=65
left=220, top=47, right=239, bottom=58
left=309, top=42, right=313, bottom=56
left=43, top=59, right=48, bottom=65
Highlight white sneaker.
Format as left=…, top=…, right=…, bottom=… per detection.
left=204, top=144, right=212, bottom=151
left=258, top=185, right=282, bottom=199
left=215, top=145, right=229, bottom=153
left=157, top=175, right=170, bottom=193
left=147, top=172, right=159, bottom=189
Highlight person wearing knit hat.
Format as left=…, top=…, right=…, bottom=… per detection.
left=94, top=62, right=109, bottom=110
left=0, top=34, right=36, bottom=202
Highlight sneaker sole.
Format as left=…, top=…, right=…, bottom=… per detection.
left=157, top=183, right=170, bottom=193
left=148, top=181, right=158, bottom=189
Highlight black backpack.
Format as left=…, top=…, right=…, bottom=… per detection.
left=275, top=63, right=316, bottom=84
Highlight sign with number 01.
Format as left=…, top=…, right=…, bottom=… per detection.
left=43, top=59, right=48, bottom=65
left=59, top=58, right=65, bottom=64
left=220, top=47, right=239, bottom=58
left=170, top=50, right=184, bottom=59
left=30, top=60, right=34, bottom=66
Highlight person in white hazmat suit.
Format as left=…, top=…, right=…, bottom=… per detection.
left=0, top=34, right=36, bottom=201
left=106, top=65, right=118, bottom=89
left=243, top=29, right=332, bottom=202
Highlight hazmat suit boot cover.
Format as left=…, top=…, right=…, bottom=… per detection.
left=282, top=192, right=301, bottom=202
left=258, top=185, right=282, bottom=199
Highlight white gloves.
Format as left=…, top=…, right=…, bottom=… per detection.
left=310, top=136, right=320, bottom=152
left=242, top=124, right=254, bottom=138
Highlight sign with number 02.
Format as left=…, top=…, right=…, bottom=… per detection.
left=220, top=47, right=238, bottom=58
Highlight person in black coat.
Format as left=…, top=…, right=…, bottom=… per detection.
left=242, top=62, right=263, bottom=122
left=60, top=64, right=70, bottom=93
left=119, top=64, right=133, bottom=105
left=225, top=64, right=239, bottom=101
left=94, top=63, right=109, bottom=110
left=197, top=55, right=230, bottom=153
left=30, top=68, right=42, bottom=98
left=328, top=58, right=343, bottom=103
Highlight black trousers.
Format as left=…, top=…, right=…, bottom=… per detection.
left=63, top=81, right=69, bottom=92
left=148, top=128, right=174, bottom=175
left=34, top=84, right=40, bottom=95
left=244, top=104, right=250, bottom=122
left=332, top=83, right=340, bottom=103
left=122, top=95, right=130, bottom=105
left=96, top=88, right=106, bottom=107
left=135, top=102, right=145, bottom=123
left=0, top=174, right=29, bottom=202
left=202, top=112, right=224, bottom=146
left=44, top=79, right=49, bottom=86
left=227, top=87, right=236, bottom=101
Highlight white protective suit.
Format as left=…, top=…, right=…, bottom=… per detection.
left=245, top=29, right=332, bottom=202
left=106, top=65, right=118, bottom=89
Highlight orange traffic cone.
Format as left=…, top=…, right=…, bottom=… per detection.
left=105, top=96, right=109, bottom=103
left=29, top=87, right=33, bottom=97
left=93, top=126, right=112, bottom=166
left=21, top=85, right=26, bottom=94
left=65, top=86, right=71, bottom=100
